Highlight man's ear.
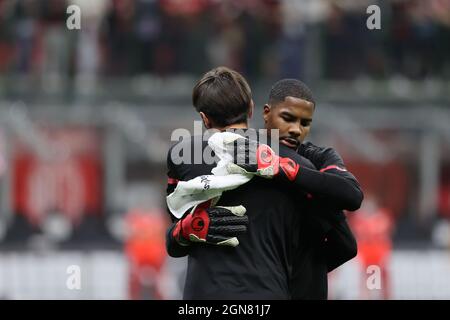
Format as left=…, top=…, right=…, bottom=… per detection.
left=248, top=100, right=255, bottom=119
left=199, top=112, right=212, bottom=129
left=263, top=104, right=271, bottom=123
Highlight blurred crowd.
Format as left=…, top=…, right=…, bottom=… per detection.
left=0, top=0, right=449, bottom=84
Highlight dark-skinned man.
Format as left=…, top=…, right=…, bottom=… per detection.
left=261, top=79, right=363, bottom=299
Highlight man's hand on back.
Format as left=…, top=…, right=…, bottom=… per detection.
left=225, top=136, right=300, bottom=182
left=172, top=201, right=248, bottom=247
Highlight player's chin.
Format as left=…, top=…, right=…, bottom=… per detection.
left=280, top=139, right=299, bottom=150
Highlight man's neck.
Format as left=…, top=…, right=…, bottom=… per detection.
left=219, top=123, right=248, bottom=131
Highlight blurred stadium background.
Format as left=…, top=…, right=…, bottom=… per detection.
left=0, top=0, right=449, bottom=299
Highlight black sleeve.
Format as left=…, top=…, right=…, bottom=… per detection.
left=293, top=168, right=363, bottom=211
left=276, top=144, right=362, bottom=210
left=166, top=223, right=192, bottom=258
left=299, top=142, right=360, bottom=270
left=323, top=217, right=358, bottom=272
left=165, top=145, right=191, bottom=258
left=295, top=142, right=364, bottom=211
left=305, top=203, right=357, bottom=272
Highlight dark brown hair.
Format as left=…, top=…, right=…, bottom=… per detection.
left=268, top=79, right=315, bottom=108
left=192, top=66, right=252, bottom=127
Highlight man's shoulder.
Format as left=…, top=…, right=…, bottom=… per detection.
left=167, top=135, right=208, bottom=160
left=300, top=141, right=338, bottom=155
left=168, top=135, right=205, bottom=150
left=278, top=144, right=316, bottom=170
left=299, top=142, right=343, bottom=168
left=167, top=135, right=217, bottom=179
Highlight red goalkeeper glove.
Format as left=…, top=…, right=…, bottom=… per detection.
left=226, top=137, right=300, bottom=181
left=172, top=201, right=248, bottom=247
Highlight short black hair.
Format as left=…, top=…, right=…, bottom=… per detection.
left=192, top=66, right=252, bottom=128
left=268, top=79, right=315, bottom=107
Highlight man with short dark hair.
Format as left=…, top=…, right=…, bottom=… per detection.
left=263, top=79, right=362, bottom=299
left=192, top=66, right=254, bottom=129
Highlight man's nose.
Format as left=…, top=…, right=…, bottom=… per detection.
left=288, top=124, right=301, bottom=137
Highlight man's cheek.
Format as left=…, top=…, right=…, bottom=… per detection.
left=276, top=120, right=286, bottom=133
left=302, top=130, right=310, bottom=141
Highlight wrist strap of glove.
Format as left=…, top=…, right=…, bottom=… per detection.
left=279, top=156, right=300, bottom=181
left=172, top=220, right=190, bottom=246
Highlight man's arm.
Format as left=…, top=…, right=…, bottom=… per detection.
left=166, top=146, right=192, bottom=257
left=300, top=142, right=360, bottom=271
left=324, top=218, right=358, bottom=272
left=298, top=142, right=363, bottom=211
left=227, top=139, right=363, bottom=211
left=307, top=202, right=358, bottom=272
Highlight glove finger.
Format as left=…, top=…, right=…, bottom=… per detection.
left=233, top=152, right=250, bottom=165
left=227, top=143, right=248, bottom=165
left=216, top=237, right=239, bottom=247
left=188, top=234, right=206, bottom=243
left=209, top=225, right=247, bottom=236
left=213, top=205, right=247, bottom=217
left=234, top=140, right=250, bottom=154
left=210, top=215, right=249, bottom=226
left=235, top=140, right=257, bottom=162
left=226, top=163, right=253, bottom=175
left=256, top=166, right=276, bottom=177
left=206, top=235, right=239, bottom=247
left=223, top=135, right=244, bottom=145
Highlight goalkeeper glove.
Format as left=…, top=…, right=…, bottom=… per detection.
left=172, top=201, right=248, bottom=247
left=225, top=137, right=300, bottom=181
